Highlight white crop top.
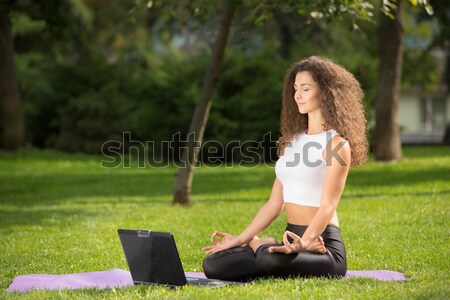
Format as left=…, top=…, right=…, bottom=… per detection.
left=275, top=129, right=339, bottom=207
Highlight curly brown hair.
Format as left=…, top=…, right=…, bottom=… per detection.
left=277, top=56, right=368, bottom=167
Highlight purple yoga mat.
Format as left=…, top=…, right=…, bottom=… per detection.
left=7, top=269, right=406, bottom=293
left=7, top=269, right=133, bottom=293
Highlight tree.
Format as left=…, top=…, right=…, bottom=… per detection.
left=170, top=0, right=375, bottom=204
left=374, top=0, right=433, bottom=161
left=172, top=0, right=236, bottom=204
left=0, top=4, right=25, bottom=150
left=374, top=0, right=404, bottom=160
left=0, top=0, right=90, bottom=150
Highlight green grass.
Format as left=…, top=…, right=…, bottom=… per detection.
left=1, top=146, right=449, bottom=299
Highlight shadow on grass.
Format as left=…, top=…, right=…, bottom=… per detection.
left=0, top=173, right=174, bottom=207
left=343, top=189, right=450, bottom=200
left=401, top=145, right=450, bottom=158
left=1, top=157, right=448, bottom=208
left=0, top=170, right=275, bottom=207
left=0, top=208, right=98, bottom=231
left=346, top=166, right=450, bottom=188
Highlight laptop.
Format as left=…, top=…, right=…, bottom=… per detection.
left=118, top=229, right=234, bottom=287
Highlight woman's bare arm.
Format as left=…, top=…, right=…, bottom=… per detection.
left=301, top=136, right=351, bottom=245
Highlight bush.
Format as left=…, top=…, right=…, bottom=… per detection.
left=20, top=46, right=376, bottom=162
left=25, top=59, right=136, bottom=153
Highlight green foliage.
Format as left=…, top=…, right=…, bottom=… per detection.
left=55, top=84, right=134, bottom=153
left=16, top=47, right=279, bottom=157
left=131, top=54, right=207, bottom=145
left=205, top=48, right=287, bottom=162
left=4, top=0, right=87, bottom=52
left=10, top=12, right=46, bottom=35
left=22, top=59, right=134, bottom=153
left=402, top=49, right=439, bottom=92
left=0, top=146, right=449, bottom=299
left=401, top=3, right=441, bottom=92
left=242, top=0, right=375, bottom=24
left=381, top=0, right=433, bottom=19
left=5, top=0, right=446, bottom=157
left=19, top=44, right=379, bottom=159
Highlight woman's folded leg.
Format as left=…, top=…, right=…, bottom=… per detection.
left=255, top=244, right=345, bottom=278
left=202, top=246, right=263, bottom=281
left=254, top=224, right=347, bottom=278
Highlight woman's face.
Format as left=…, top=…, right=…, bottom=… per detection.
left=293, top=71, right=321, bottom=115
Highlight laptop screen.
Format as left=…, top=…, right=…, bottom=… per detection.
left=118, top=229, right=188, bottom=287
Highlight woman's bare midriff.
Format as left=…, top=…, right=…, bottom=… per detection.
left=284, top=203, right=339, bottom=227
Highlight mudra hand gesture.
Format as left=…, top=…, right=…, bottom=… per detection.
left=268, top=230, right=326, bottom=254
left=202, top=231, right=242, bottom=254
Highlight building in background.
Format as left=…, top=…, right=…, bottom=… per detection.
left=399, top=93, right=449, bottom=144
left=399, top=49, right=449, bottom=144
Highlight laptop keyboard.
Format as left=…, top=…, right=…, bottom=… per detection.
left=186, top=277, right=233, bottom=286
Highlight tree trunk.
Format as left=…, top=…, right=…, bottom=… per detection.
left=374, top=0, right=403, bottom=161
left=0, top=6, right=25, bottom=150
left=274, top=9, right=292, bottom=59
left=172, top=0, right=236, bottom=205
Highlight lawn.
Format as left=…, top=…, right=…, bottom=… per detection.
left=0, top=146, right=449, bottom=299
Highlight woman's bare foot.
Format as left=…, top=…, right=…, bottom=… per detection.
left=249, top=236, right=277, bottom=253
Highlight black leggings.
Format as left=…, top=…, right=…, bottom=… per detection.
left=202, top=224, right=347, bottom=281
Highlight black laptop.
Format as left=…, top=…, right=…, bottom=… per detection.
left=118, top=229, right=233, bottom=287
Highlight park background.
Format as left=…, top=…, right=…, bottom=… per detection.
left=0, top=0, right=449, bottom=299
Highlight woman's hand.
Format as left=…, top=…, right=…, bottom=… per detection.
left=268, top=231, right=326, bottom=254
left=201, top=231, right=242, bottom=254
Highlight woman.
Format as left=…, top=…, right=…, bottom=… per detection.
left=202, top=56, right=368, bottom=281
